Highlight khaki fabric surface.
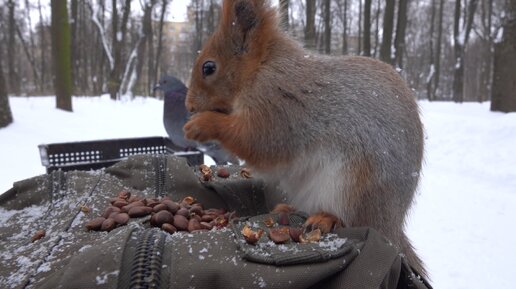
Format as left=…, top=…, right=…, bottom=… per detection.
left=0, top=155, right=431, bottom=289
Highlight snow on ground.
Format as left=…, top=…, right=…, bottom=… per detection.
left=409, top=101, right=516, bottom=289
left=1, top=96, right=515, bottom=288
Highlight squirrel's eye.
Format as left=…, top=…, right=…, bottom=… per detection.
left=202, top=61, right=216, bottom=78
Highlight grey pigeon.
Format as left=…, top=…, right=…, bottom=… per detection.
left=154, top=75, right=239, bottom=165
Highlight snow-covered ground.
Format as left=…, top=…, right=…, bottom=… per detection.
left=1, top=95, right=515, bottom=288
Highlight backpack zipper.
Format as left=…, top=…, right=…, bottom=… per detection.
left=154, top=154, right=167, bottom=198
left=128, top=229, right=166, bottom=289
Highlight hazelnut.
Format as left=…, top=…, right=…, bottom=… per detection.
left=152, top=203, right=167, bottom=213
left=176, top=208, right=189, bottom=218
left=121, top=201, right=145, bottom=213
left=200, top=222, right=213, bottom=230
left=300, top=228, right=322, bottom=243
left=241, top=225, right=263, bottom=245
left=199, top=164, right=213, bottom=181
left=201, top=214, right=216, bottom=222
left=263, top=217, right=275, bottom=227
left=189, top=205, right=203, bottom=216
left=288, top=227, right=303, bottom=243
left=216, top=168, right=230, bottom=178
left=268, top=227, right=290, bottom=244
left=162, top=223, right=177, bottom=234
left=102, top=206, right=121, bottom=219
left=214, top=215, right=228, bottom=228
left=181, top=196, right=196, bottom=206
left=127, top=206, right=153, bottom=218
left=101, top=218, right=116, bottom=232
left=31, top=230, right=46, bottom=242
left=162, top=200, right=180, bottom=214
left=108, top=211, right=119, bottom=219
left=85, top=217, right=106, bottom=231
left=173, top=215, right=189, bottom=231
left=188, top=218, right=202, bottom=232
left=117, top=191, right=131, bottom=200
left=240, top=168, right=252, bottom=178
left=150, top=210, right=174, bottom=227
left=144, top=198, right=160, bottom=208
left=79, top=205, right=90, bottom=213
left=113, top=213, right=129, bottom=225
left=278, top=213, right=290, bottom=225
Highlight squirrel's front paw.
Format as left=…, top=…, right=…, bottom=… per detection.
left=183, top=111, right=224, bottom=142
left=271, top=203, right=297, bottom=214
left=304, top=212, right=342, bottom=234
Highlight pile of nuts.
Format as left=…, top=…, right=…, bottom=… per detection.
left=241, top=214, right=322, bottom=245
left=85, top=191, right=232, bottom=234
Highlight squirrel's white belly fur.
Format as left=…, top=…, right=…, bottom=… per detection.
left=258, top=148, right=351, bottom=224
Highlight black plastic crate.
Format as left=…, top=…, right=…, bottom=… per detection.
left=38, top=137, right=203, bottom=173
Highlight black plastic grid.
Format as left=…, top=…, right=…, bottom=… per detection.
left=120, top=146, right=167, bottom=157
left=38, top=137, right=203, bottom=172
left=48, top=150, right=102, bottom=166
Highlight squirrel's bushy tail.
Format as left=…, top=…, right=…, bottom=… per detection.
left=400, top=232, right=428, bottom=280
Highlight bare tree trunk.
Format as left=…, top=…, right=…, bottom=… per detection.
left=427, top=0, right=436, bottom=100
left=481, top=0, right=493, bottom=102
left=380, top=0, right=395, bottom=63
left=108, top=0, right=119, bottom=99
left=38, top=0, right=48, bottom=93
left=357, top=0, right=362, bottom=55
left=133, top=0, right=156, bottom=96
left=342, top=0, right=348, bottom=54
left=193, top=0, right=205, bottom=54
left=71, top=0, right=78, bottom=93
left=491, top=0, right=516, bottom=112
left=363, top=0, right=371, bottom=56
left=453, top=0, right=479, bottom=102
left=373, top=0, right=381, bottom=57
left=323, top=0, right=331, bottom=54
left=51, top=0, right=73, bottom=111
left=108, top=0, right=131, bottom=99
left=394, top=0, right=408, bottom=69
left=305, top=0, right=316, bottom=50
left=452, top=0, right=463, bottom=102
left=0, top=56, right=13, bottom=128
left=7, top=0, right=20, bottom=95
left=25, top=0, right=39, bottom=93
left=279, top=0, right=289, bottom=30
left=89, top=0, right=106, bottom=95
left=153, top=0, right=169, bottom=97
left=79, top=0, right=91, bottom=94
left=15, top=22, right=40, bottom=92
left=433, top=0, right=444, bottom=100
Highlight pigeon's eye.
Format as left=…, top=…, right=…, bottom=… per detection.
left=202, top=61, right=216, bottom=78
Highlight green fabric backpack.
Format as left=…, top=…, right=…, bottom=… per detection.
left=0, top=155, right=431, bottom=289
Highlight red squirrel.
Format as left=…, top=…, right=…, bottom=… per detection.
left=183, top=0, right=426, bottom=277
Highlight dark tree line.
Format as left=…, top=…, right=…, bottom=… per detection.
left=0, top=0, right=514, bottom=118
left=0, top=1, right=173, bottom=99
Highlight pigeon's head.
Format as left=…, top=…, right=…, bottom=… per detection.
left=154, top=75, right=187, bottom=97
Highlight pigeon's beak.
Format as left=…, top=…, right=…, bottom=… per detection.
left=153, top=84, right=161, bottom=92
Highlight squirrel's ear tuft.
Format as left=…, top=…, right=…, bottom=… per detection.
left=219, top=0, right=277, bottom=55
left=235, top=1, right=258, bottom=33
left=234, top=1, right=258, bottom=34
